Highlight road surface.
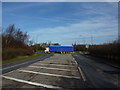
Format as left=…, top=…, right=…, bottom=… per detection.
left=1, top=54, right=91, bottom=89
left=72, top=53, right=119, bottom=88
left=1, top=53, right=119, bottom=89
left=2, top=53, right=52, bottom=74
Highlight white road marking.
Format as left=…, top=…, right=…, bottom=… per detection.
left=73, top=58, right=75, bottom=60
left=72, top=57, right=78, bottom=65
left=18, top=69, right=81, bottom=79
left=29, top=66, right=77, bottom=71
left=74, top=60, right=78, bottom=65
left=3, top=69, right=17, bottom=75
left=78, top=67, right=86, bottom=81
left=72, top=56, right=86, bottom=81
left=34, top=63, right=75, bottom=67
left=2, top=75, right=62, bottom=89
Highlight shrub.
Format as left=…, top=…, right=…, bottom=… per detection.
left=2, top=24, right=34, bottom=60
left=88, top=43, right=119, bottom=61
left=73, top=42, right=119, bottom=61
left=2, top=48, right=34, bottom=60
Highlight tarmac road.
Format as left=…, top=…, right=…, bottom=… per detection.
left=2, top=52, right=53, bottom=74
left=1, top=53, right=119, bottom=89
left=72, top=53, right=120, bottom=88
left=2, top=54, right=92, bottom=89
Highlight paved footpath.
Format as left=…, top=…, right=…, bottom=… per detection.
left=1, top=54, right=91, bottom=89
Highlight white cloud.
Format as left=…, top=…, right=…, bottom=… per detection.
left=28, top=15, right=118, bottom=44
left=2, top=2, right=118, bottom=44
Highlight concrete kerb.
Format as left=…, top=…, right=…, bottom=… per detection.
left=72, top=57, right=86, bottom=81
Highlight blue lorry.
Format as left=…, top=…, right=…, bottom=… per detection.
left=49, top=46, right=74, bottom=53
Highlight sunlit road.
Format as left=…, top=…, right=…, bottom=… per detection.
left=1, top=53, right=119, bottom=89
left=72, top=53, right=119, bottom=88
left=2, top=54, right=92, bottom=89
left=2, top=53, right=53, bottom=74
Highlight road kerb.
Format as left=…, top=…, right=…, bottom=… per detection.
left=72, top=57, right=86, bottom=81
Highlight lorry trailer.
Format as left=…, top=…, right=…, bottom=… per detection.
left=49, top=46, right=74, bottom=53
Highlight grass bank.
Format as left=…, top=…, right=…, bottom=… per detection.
left=2, top=54, right=42, bottom=65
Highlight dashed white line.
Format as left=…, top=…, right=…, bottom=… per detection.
left=29, top=66, right=77, bottom=71
left=72, top=56, right=86, bottom=81
left=3, top=69, right=16, bottom=75
left=74, top=60, right=78, bottom=65
left=73, top=58, right=75, bottom=60
left=18, top=69, right=81, bottom=79
left=2, top=75, right=62, bottom=89
left=78, top=67, right=86, bottom=81
left=73, top=57, right=78, bottom=65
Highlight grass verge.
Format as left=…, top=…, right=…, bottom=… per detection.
left=36, top=50, right=44, bottom=52
left=2, top=54, right=42, bottom=65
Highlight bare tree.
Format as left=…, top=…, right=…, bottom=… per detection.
left=2, top=24, right=30, bottom=48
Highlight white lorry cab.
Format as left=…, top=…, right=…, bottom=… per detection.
left=44, top=47, right=50, bottom=53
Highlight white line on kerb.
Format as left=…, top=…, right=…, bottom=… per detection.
left=74, top=60, right=78, bottom=65
left=78, top=67, right=86, bottom=81
left=72, top=57, right=78, bottom=65
left=73, top=58, right=75, bottom=60
left=18, top=69, right=81, bottom=79
left=72, top=56, right=86, bottom=81
left=34, top=63, right=74, bottom=67
left=2, top=75, right=62, bottom=89
left=29, top=66, right=77, bottom=71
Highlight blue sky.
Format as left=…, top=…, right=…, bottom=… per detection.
left=0, top=1, right=1, bottom=30
left=2, top=2, right=118, bottom=45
